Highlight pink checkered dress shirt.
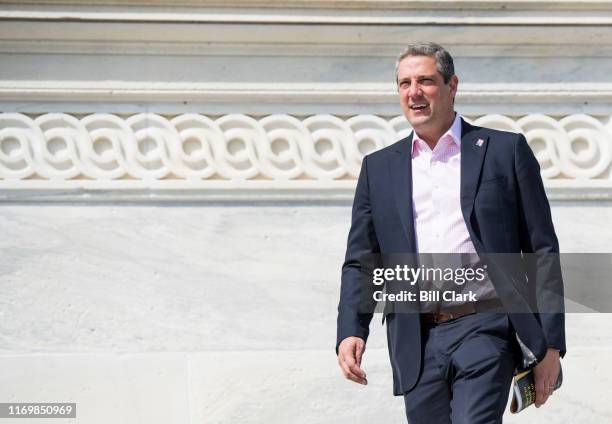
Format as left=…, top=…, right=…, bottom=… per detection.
left=411, top=112, right=476, bottom=254
left=411, top=113, right=497, bottom=310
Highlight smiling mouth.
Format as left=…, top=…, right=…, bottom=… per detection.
left=410, top=104, right=429, bottom=111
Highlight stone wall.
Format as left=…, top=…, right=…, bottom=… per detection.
left=0, top=1, right=611, bottom=423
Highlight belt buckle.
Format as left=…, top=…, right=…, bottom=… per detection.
left=436, top=311, right=455, bottom=323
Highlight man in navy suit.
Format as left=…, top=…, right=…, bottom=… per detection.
left=336, top=42, right=565, bottom=423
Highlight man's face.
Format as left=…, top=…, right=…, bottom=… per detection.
left=396, top=55, right=458, bottom=136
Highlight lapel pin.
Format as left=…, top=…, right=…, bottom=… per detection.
left=476, top=138, right=484, bottom=147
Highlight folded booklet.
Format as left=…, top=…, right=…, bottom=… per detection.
left=510, top=366, right=563, bottom=413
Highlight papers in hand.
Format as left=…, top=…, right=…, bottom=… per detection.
left=510, top=366, right=563, bottom=413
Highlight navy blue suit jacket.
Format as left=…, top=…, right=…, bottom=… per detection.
left=336, top=119, right=566, bottom=395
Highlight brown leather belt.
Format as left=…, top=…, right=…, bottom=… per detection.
left=420, top=298, right=505, bottom=325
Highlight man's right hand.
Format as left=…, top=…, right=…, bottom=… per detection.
left=337, top=336, right=368, bottom=385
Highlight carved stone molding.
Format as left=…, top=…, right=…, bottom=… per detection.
left=1, top=112, right=611, bottom=201
left=2, top=82, right=612, bottom=117
left=2, top=1, right=611, bottom=117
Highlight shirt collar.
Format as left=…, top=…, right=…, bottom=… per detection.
left=411, top=112, right=462, bottom=154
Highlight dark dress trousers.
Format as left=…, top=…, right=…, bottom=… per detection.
left=336, top=119, right=566, bottom=397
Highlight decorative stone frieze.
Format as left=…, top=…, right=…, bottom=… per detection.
left=0, top=113, right=610, bottom=200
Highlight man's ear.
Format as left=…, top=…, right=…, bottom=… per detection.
left=449, top=74, right=458, bottom=106
left=449, top=74, right=459, bottom=96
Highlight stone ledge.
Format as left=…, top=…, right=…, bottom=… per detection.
left=1, top=182, right=612, bottom=203
left=0, top=348, right=609, bottom=423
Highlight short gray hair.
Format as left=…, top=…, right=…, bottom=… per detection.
left=395, top=42, right=455, bottom=84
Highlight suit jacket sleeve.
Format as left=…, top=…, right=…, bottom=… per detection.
left=514, top=134, right=566, bottom=356
left=336, top=155, right=380, bottom=354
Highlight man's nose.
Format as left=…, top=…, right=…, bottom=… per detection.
left=408, top=82, right=422, bottom=98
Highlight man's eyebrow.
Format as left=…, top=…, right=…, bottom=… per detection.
left=397, top=74, right=437, bottom=82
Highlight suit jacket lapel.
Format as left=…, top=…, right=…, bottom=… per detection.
left=460, top=118, right=488, bottom=250
left=389, top=133, right=417, bottom=251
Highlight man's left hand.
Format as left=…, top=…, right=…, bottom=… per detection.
left=533, top=348, right=561, bottom=408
